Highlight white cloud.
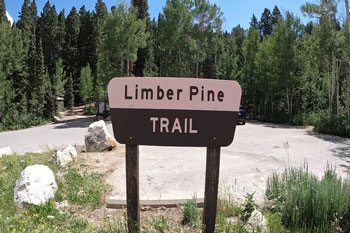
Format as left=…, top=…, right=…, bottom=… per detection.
left=6, top=11, right=14, bottom=26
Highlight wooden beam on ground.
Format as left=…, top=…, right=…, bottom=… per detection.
left=107, top=198, right=205, bottom=209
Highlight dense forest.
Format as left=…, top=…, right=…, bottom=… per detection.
left=0, top=0, right=349, bottom=137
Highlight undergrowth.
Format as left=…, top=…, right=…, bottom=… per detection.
left=266, top=166, right=350, bottom=233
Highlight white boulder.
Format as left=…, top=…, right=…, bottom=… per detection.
left=85, top=120, right=117, bottom=152
left=14, top=164, right=57, bottom=205
left=53, top=116, right=62, bottom=123
left=52, top=145, right=77, bottom=166
left=246, top=210, right=267, bottom=233
left=0, top=146, right=12, bottom=158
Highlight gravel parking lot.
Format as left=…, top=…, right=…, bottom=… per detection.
left=108, top=122, right=350, bottom=203
left=1, top=118, right=349, bottom=203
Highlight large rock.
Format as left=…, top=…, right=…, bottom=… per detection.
left=14, top=165, right=57, bottom=205
left=52, top=145, right=77, bottom=166
left=246, top=210, right=267, bottom=233
left=0, top=146, right=12, bottom=158
left=85, top=120, right=117, bottom=152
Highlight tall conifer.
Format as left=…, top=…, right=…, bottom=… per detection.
left=64, top=7, right=81, bottom=104
left=37, top=1, right=60, bottom=76
left=0, top=0, right=6, bottom=23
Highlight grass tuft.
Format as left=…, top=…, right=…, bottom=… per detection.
left=266, top=165, right=350, bottom=233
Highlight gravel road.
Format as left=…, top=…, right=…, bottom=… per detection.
left=0, top=116, right=110, bottom=153
left=1, top=118, right=349, bottom=203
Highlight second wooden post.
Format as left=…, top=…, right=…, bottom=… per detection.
left=126, top=144, right=140, bottom=232
left=203, top=147, right=221, bottom=233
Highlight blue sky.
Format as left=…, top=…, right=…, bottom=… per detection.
left=4, top=0, right=346, bottom=30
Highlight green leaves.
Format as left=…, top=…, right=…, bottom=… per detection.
left=79, top=64, right=94, bottom=103
left=98, top=2, right=148, bottom=87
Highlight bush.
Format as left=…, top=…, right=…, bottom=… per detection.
left=266, top=166, right=350, bottom=232
left=83, top=104, right=97, bottom=115
left=0, top=113, right=49, bottom=132
left=313, top=112, right=350, bottom=138
left=182, top=198, right=200, bottom=226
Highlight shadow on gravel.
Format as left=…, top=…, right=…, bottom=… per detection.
left=54, top=117, right=96, bottom=129
left=306, top=131, right=350, bottom=172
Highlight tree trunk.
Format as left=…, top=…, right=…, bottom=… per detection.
left=331, top=53, right=336, bottom=115
left=286, top=88, right=290, bottom=114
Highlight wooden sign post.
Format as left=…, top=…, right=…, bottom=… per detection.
left=108, top=77, right=242, bottom=233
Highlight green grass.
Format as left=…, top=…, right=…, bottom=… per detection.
left=146, top=215, right=170, bottom=233
left=62, top=168, right=106, bottom=209
left=182, top=198, right=201, bottom=227
left=266, top=166, right=350, bottom=233
left=0, top=151, right=107, bottom=232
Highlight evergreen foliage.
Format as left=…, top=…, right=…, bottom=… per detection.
left=37, top=1, right=60, bottom=76
left=260, top=8, right=273, bottom=36
left=64, top=7, right=81, bottom=103
left=0, top=0, right=349, bottom=137
left=0, top=0, right=6, bottom=23
left=79, top=64, right=94, bottom=103
left=65, top=75, right=74, bottom=110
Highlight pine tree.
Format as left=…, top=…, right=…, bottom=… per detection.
left=250, top=14, right=259, bottom=29
left=52, top=58, right=66, bottom=114
left=17, top=0, right=34, bottom=51
left=43, top=73, right=54, bottom=118
left=65, top=75, right=74, bottom=109
left=260, top=8, right=273, bottom=37
left=64, top=7, right=81, bottom=104
left=79, top=64, right=94, bottom=103
left=272, top=5, right=283, bottom=28
left=37, top=1, right=60, bottom=76
left=53, top=59, right=66, bottom=98
left=0, top=22, right=22, bottom=128
left=27, top=38, right=45, bottom=117
left=132, top=0, right=150, bottom=19
left=79, top=6, right=95, bottom=72
left=132, top=0, right=150, bottom=77
left=0, top=0, right=6, bottom=23
left=57, top=10, right=66, bottom=59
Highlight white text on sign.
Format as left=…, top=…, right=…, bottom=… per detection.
left=150, top=117, right=198, bottom=134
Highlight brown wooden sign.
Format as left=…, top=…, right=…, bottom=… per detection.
left=108, top=77, right=242, bottom=147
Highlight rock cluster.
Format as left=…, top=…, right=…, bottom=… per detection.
left=85, top=120, right=117, bottom=152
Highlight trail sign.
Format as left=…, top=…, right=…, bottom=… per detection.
left=108, top=77, right=242, bottom=233
left=108, top=77, right=242, bottom=147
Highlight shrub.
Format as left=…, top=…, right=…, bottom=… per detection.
left=182, top=198, right=200, bottom=226
left=266, top=166, right=350, bottom=232
left=313, top=112, right=350, bottom=138
left=83, top=104, right=97, bottom=115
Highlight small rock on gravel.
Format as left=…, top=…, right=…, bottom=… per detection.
left=52, top=145, right=77, bottom=166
